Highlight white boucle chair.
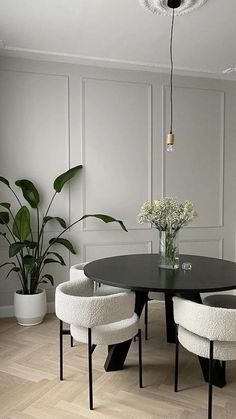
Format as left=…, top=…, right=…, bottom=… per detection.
left=203, top=293, right=236, bottom=309
left=70, top=262, right=127, bottom=294
left=55, top=277, right=142, bottom=410
left=173, top=296, right=236, bottom=419
left=70, top=263, right=88, bottom=281
left=69, top=263, right=127, bottom=347
left=71, top=264, right=163, bottom=342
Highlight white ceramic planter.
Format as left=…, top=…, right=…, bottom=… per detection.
left=14, top=289, right=47, bottom=326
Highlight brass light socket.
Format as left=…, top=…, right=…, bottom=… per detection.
left=166, top=132, right=174, bottom=145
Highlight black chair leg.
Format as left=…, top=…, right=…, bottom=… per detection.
left=60, top=320, right=63, bottom=381
left=208, top=341, right=214, bottom=419
left=222, top=360, right=226, bottom=382
left=70, top=335, right=74, bottom=347
left=88, top=328, right=93, bottom=410
left=138, top=329, right=143, bottom=388
left=174, top=328, right=179, bottom=392
left=145, top=301, right=148, bottom=340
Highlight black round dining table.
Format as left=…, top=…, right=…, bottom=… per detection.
left=84, top=254, right=236, bottom=293
left=84, top=254, right=236, bottom=388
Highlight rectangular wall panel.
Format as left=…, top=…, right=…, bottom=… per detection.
left=0, top=70, right=70, bottom=306
left=84, top=241, right=152, bottom=261
left=163, top=87, right=224, bottom=227
left=0, top=70, right=70, bottom=219
left=180, top=239, right=223, bottom=258
left=82, top=78, right=152, bottom=231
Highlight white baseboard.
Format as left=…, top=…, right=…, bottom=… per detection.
left=0, top=301, right=55, bottom=318
left=0, top=299, right=162, bottom=318
left=0, top=305, right=14, bottom=318
left=47, top=301, right=55, bottom=313
left=2, top=291, right=233, bottom=319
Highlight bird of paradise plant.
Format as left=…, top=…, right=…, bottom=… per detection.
left=0, top=165, right=127, bottom=294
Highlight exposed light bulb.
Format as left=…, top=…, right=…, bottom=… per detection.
left=166, top=132, right=174, bottom=152
left=167, top=144, right=174, bottom=152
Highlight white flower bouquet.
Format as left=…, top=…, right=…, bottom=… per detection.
left=138, top=197, right=197, bottom=269
left=138, top=197, right=197, bottom=231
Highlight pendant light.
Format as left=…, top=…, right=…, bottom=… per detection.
left=166, top=0, right=181, bottom=152
left=139, top=0, right=208, bottom=151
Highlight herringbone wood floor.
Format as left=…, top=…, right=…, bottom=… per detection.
left=1, top=303, right=236, bottom=419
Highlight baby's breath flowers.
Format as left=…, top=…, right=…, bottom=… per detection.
left=138, top=197, right=197, bottom=232
left=138, top=198, right=197, bottom=269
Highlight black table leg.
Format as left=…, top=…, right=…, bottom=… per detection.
left=104, top=291, right=148, bottom=372
left=165, top=293, right=176, bottom=343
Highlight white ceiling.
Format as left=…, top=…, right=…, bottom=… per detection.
left=0, top=0, right=235, bottom=79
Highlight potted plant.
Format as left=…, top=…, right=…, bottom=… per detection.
left=0, top=166, right=127, bottom=326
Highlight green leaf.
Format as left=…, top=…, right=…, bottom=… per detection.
left=47, top=252, right=66, bottom=266
left=0, top=212, right=10, bottom=225
left=0, top=202, right=11, bottom=209
left=43, top=216, right=67, bottom=229
left=0, top=176, right=10, bottom=187
left=35, top=256, right=44, bottom=265
left=49, top=237, right=76, bottom=254
left=41, top=274, right=54, bottom=286
left=23, top=255, right=37, bottom=273
left=13, top=206, right=31, bottom=241
left=15, top=179, right=40, bottom=208
left=79, top=214, right=128, bottom=232
left=53, top=165, right=82, bottom=193
left=24, top=240, right=38, bottom=249
left=9, top=242, right=27, bottom=257
left=6, top=266, right=20, bottom=278
left=22, top=255, right=43, bottom=270
left=23, top=255, right=35, bottom=266
left=0, top=262, right=16, bottom=269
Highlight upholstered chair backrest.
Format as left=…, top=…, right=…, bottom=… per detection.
left=70, top=263, right=88, bottom=281
left=55, top=278, right=135, bottom=328
left=56, top=277, right=94, bottom=324
left=173, top=296, right=236, bottom=342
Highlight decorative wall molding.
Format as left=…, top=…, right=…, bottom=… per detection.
left=0, top=68, right=72, bottom=298
left=180, top=238, right=223, bottom=259
left=0, top=47, right=234, bottom=81
left=81, top=77, right=153, bottom=232
left=83, top=240, right=153, bottom=261
left=1, top=57, right=235, bottom=312
left=161, top=86, right=166, bottom=199
left=162, top=85, right=225, bottom=228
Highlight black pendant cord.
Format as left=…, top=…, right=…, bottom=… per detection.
left=169, top=7, right=175, bottom=134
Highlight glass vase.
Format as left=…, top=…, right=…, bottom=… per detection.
left=159, top=230, right=179, bottom=269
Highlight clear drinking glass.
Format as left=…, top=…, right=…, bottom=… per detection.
left=182, top=262, right=192, bottom=271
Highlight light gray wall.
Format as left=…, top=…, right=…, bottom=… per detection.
left=0, top=56, right=236, bottom=315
